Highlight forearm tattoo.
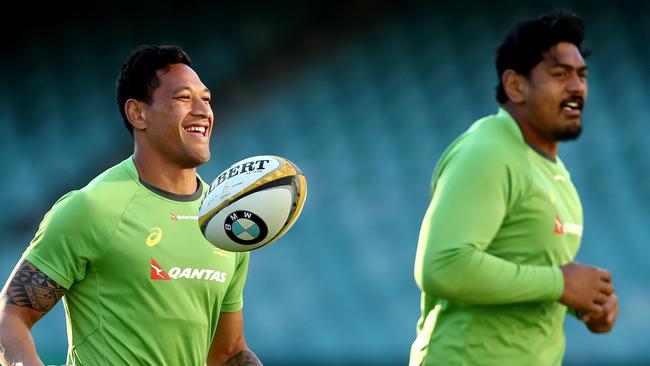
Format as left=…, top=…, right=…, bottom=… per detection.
left=223, top=350, right=263, bottom=366
left=5, top=260, right=65, bottom=312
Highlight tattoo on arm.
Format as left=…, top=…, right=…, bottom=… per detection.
left=6, top=261, right=65, bottom=312
left=223, top=350, right=262, bottom=366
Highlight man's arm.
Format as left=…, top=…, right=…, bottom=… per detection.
left=0, top=259, right=65, bottom=366
left=207, top=311, right=261, bottom=366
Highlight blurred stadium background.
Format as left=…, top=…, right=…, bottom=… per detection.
left=1, top=0, right=648, bottom=365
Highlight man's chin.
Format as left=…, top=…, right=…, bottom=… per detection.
left=555, top=122, right=582, bottom=141
left=194, top=151, right=211, bottom=166
left=181, top=151, right=211, bottom=168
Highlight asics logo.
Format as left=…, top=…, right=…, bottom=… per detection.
left=146, top=227, right=163, bottom=247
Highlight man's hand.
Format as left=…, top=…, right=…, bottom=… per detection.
left=559, top=262, right=613, bottom=317
left=579, top=293, right=618, bottom=333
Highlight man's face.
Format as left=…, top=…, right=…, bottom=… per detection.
left=142, top=63, right=213, bottom=168
left=523, top=42, right=588, bottom=141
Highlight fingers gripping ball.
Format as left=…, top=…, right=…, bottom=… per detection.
left=199, top=155, right=307, bottom=252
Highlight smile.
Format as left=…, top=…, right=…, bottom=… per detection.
left=184, top=125, right=207, bottom=137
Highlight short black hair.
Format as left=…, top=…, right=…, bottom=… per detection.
left=495, top=9, right=588, bottom=103
left=116, top=45, right=192, bottom=136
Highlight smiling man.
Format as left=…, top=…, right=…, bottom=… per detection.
left=0, top=45, right=262, bottom=366
left=410, top=10, right=618, bottom=366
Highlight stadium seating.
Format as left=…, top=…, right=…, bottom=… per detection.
left=2, top=1, right=648, bottom=364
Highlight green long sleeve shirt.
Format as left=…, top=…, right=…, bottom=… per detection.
left=410, top=108, right=583, bottom=365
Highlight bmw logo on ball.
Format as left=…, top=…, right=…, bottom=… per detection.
left=224, top=210, right=268, bottom=245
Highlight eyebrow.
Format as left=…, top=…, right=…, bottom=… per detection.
left=550, top=62, right=589, bottom=73
left=172, top=86, right=211, bottom=94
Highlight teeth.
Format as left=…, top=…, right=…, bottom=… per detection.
left=185, top=126, right=206, bottom=133
left=562, top=101, right=581, bottom=111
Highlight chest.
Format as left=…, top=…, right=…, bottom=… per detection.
left=492, top=161, right=583, bottom=265
left=95, top=195, right=236, bottom=301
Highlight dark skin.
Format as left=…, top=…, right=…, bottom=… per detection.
left=502, top=42, right=617, bottom=333
left=127, top=63, right=261, bottom=364
left=0, top=259, right=62, bottom=366
left=580, top=293, right=619, bottom=333
left=502, top=42, right=588, bottom=157
left=0, top=64, right=261, bottom=366
left=127, top=63, right=214, bottom=194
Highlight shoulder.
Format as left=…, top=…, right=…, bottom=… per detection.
left=440, top=114, right=526, bottom=173
left=82, top=160, right=141, bottom=207
left=430, top=113, right=532, bottom=205
left=44, top=160, right=141, bottom=226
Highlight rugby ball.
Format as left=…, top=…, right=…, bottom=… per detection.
left=199, top=155, right=307, bottom=252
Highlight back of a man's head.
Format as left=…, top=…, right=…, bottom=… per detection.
left=495, top=10, right=588, bottom=103
left=116, top=45, right=192, bottom=136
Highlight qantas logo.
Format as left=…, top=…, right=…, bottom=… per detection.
left=150, top=259, right=171, bottom=280
left=554, top=216, right=583, bottom=236
left=170, top=214, right=198, bottom=221
left=150, top=258, right=227, bottom=283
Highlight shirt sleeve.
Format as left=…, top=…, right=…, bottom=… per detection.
left=23, top=191, right=109, bottom=290
left=221, top=252, right=250, bottom=312
left=414, top=141, right=564, bottom=305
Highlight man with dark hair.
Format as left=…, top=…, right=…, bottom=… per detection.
left=410, top=10, right=617, bottom=365
left=0, top=45, right=262, bottom=366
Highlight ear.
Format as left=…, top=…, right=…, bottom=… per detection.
left=502, top=69, right=527, bottom=104
left=125, top=99, right=148, bottom=131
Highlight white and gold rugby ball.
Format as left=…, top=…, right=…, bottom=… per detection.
left=199, top=155, right=307, bottom=252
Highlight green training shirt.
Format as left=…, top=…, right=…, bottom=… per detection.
left=410, top=108, right=583, bottom=365
left=24, top=157, right=249, bottom=366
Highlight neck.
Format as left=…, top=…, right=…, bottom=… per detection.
left=502, top=102, right=558, bottom=158
left=133, top=147, right=198, bottom=195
